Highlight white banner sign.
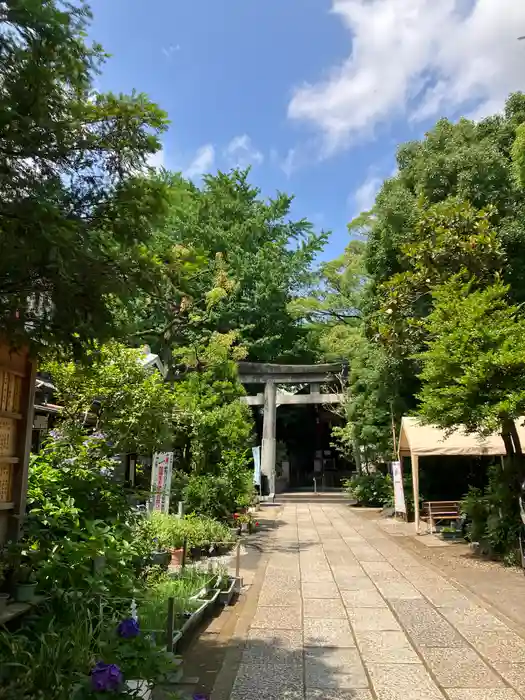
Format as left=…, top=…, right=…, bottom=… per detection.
left=150, top=452, right=174, bottom=513
left=391, top=460, right=406, bottom=514
left=252, top=446, right=261, bottom=486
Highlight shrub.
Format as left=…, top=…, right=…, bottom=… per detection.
left=343, top=472, right=394, bottom=507
left=24, top=432, right=145, bottom=598
left=461, top=463, right=521, bottom=565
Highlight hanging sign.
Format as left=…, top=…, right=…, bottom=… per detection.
left=252, top=446, right=261, bottom=487
left=391, top=460, right=406, bottom=514
left=150, top=452, right=174, bottom=513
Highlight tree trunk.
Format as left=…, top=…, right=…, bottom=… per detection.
left=500, top=415, right=525, bottom=483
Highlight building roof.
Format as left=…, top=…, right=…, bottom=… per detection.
left=398, top=416, right=525, bottom=457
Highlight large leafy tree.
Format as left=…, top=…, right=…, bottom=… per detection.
left=131, top=170, right=327, bottom=364
left=43, top=342, right=177, bottom=455
left=358, top=94, right=525, bottom=425
left=0, top=0, right=170, bottom=351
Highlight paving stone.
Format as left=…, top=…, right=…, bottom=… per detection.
left=361, top=561, right=398, bottom=575
left=375, top=581, right=423, bottom=600
left=493, top=663, right=525, bottom=693
left=304, top=597, right=347, bottom=619
left=306, top=690, right=373, bottom=700
left=367, top=663, right=445, bottom=700
left=302, top=569, right=335, bottom=583
left=420, top=647, right=504, bottom=688
left=304, top=618, right=356, bottom=647
left=446, top=691, right=521, bottom=700
left=263, top=572, right=301, bottom=588
left=350, top=546, right=385, bottom=562
left=258, top=588, right=302, bottom=606
left=466, top=631, right=525, bottom=664
left=356, top=631, right=419, bottom=663
left=347, top=606, right=401, bottom=631
left=335, top=575, right=377, bottom=591
left=390, top=599, right=467, bottom=647
left=341, top=588, right=387, bottom=608
left=302, top=581, right=340, bottom=599
left=242, top=640, right=303, bottom=666
left=230, top=662, right=303, bottom=700
left=304, top=647, right=368, bottom=689
left=417, top=586, right=473, bottom=608
left=246, top=628, right=303, bottom=647
left=251, top=605, right=302, bottom=629
left=440, top=606, right=508, bottom=632
left=305, top=646, right=367, bottom=674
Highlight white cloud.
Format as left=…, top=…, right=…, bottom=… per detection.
left=288, top=0, right=525, bottom=154
left=281, top=148, right=297, bottom=179
left=162, top=44, right=181, bottom=59
left=353, top=174, right=382, bottom=214
left=184, top=144, right=215, bottom=179
left=224, top=134, right=264, bottom=168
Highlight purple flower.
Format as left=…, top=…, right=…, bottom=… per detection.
left=193, top=695, right=209, bottom=700
left=90, top=662, right=123, bottom=692
left=117, top=617, right=140, bottom=639
left=48, top=429, right=62, bottom=440
left=91, top=431, right=106, bottom=440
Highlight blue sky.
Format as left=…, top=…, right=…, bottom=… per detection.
left=88, top=0, right=525, bottom=261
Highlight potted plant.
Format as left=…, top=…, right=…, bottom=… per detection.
left=150, top=538, right=170, bottom=568
left=440, top=525, right=464, bottom=541
left=14, top=564, right=38, bottom=602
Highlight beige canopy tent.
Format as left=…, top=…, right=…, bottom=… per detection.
left=398, top=416, right=525, bottom=533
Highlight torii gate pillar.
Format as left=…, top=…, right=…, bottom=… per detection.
left=261, top=380, right=277, bottom=497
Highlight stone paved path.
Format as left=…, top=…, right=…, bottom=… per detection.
left=228, top=502, right=525, bottom=700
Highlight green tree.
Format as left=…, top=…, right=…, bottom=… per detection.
left=133, top=170, right=327, bottom=363
left=417, top=276, right=525, bottom=461
left=43, top=343, right=177, bottom=455
left=289, top=240, right=365, bottom=361
left=0, top=0, right=170, bottom=351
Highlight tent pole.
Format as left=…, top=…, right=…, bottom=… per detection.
left=411, top=453, right=420, bottom=534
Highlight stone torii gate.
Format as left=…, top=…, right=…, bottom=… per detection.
left=238, top=362, right=344, bottom=496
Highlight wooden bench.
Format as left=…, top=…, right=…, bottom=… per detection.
left=422, top=500, right=461, bottom=534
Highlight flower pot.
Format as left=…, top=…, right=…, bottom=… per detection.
left=151, top=550, right=170, bottom=567
left=170, top=547, right=184, bottom=566
left=0, top=592, right=9, bottom=613
left=14, top=582, right=37, bottom=603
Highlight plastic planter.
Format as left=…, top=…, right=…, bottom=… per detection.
left=0, top=592, right=9, bottom=613
left=14, top=582, right=37, bottom=603
left=218, top=577, right=240, bottom=606
left=151, top=550, right=170, bottom=567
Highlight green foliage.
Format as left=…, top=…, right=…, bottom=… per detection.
left=332, top=332, right=394, bottom=465
left=343, top=472, right=393, bottom=508
left=0, top=0, right=171, bottom=351
left=146, top=512, right=236, bottom=552
left=511, top=123, right=525, bottom=189
left=129, top=169, right=327, bottom=363
left=461, top=464, right=521, bottom=564
left=0, top=598, right=177, bottom=700
left=360, top=94, right=525, bottom=448
left=416, top=277, right=525, bottom=435
left=43, top=342, right=177, bottom=455
left=25, top=433, right=144, bottom=597
left=289, top=240, right=366, bottom=351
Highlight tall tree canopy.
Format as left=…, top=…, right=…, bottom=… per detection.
left=0, top=0, right=170, bottom=351
left=128, top=170, right=327, bottom=364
